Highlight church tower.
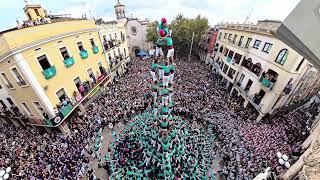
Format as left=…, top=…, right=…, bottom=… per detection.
left=114, top=0, right=126, bottom=23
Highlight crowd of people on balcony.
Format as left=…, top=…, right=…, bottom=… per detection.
left=261, top=70, right=278, bottom=90
left=0, top=56, right=318, bottom=179
left=103, top=38, right=122, bottom=51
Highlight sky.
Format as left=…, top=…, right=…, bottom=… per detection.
left=0, top=0, right=301, bottom=31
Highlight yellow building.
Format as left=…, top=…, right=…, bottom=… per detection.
left=0, top=4, right=123, bottom=132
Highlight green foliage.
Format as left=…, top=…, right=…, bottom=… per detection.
left=146, top=14, right=209, bottom=57
left=146, top=20, right=159, bottom=43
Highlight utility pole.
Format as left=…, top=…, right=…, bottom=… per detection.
left=188, top=32, right=195, bottom=61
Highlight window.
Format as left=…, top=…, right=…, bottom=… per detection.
left=124, top=48, right=127, bottom=57
left=227, top=68, right=236, bottom=79
left=223, top=64, right=229, bottom=74
left=275, top=49, right=289, bottom=65
left=238, top=36, right=244, bottom=47
left=228, top=33, right=232, bottom=40
left=131, top=26, right=137, bottom=35
left=262, top=43, right=273, bottom=53
left=87, top=68, right=95, bottom=79
left=1, top=73, right=13, bottom=88
left=114, top=33, right=118, bottom=41
left=219, top=46, right=224, bottom=53
left=237, top=74, right=245, bottom=86
left=245, top=38, right=252, bottom=48
left=21, top=103, right=33, bottom=116
left=103, top=35, right=107, bottom=41
left=227, top=50, right=234, bottom=59
left=224, top=48, right=229, bottom=56
left=33, top=102, right=44, bottom=115
left=220, top=61, right=224, bottom=70
left=218, top=32, right=222, bottom=40
left=34, top=9, right=40, bottom=16
left=224, top=33, right=228, bottom=39
left=98, top=62, right=104, bottom=75
left=0, top=100, right=7, bottom=109
left=234, top=53, right=243, bottom=64
left=59, top=47, right=70, bottom=60
left=6, top=98, right=14, bottom=106
left=90, top=38, right=96, bottom=47
left=11, top=68, right=27, bottom=86
left=295, top=58, right=305, bottom=71
left=253, top=40, right=262, bottom=49
left=74, top=77, right=82, bottom=90
left=77, top=42, right=84, bottom=51
left=56, top=88, right=68, bottom=102
left=37, top=55, right=51, bottom=70
left=232, top=35, right=237, bottom=43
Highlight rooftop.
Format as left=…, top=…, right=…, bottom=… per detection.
left=217, top=20, right=282, bottom=36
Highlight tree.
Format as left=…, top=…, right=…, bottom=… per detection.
left=146, top=14, right=209, bottom=57
left=146, top=21, right=159, bottom=43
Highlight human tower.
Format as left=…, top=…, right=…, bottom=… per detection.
left=107, top=18, right=215, bottom=179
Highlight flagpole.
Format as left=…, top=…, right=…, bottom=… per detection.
left=188, top=32, right=195, bottom=61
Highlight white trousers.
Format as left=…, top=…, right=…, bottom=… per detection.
left=156, top=46, right=164, bottom=57
left=159, top=69, right=164, bottom=79
left=169, top=92, right=173, bottom=103
left=162, top=96, right=169, bottom=106
left=169, top=73, right=174, bottom=84
left=150, top=70, right=157, bottom=82
left=167, top=48, right=174, bottom=58
left=153, top=92, right=157, bottom=102
left=163, top=75, right=170, bottom=87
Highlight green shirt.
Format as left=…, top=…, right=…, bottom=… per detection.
left=169, top=65, right=175, bottom=71
left=163, top=66, right=170, bottom=74
left=151, top=63, right=158, bottom=70
left=162, top=107, right=169, bottom=114
left=160, top=89, right=169, bottom=95
left=158, top=23, right=169, bottom=35
left=164, top=37, right=173, bottom=46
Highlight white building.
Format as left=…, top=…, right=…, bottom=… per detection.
left=114, top=0, right=151, bottom=56
left=95, top=19, right=130, bottom=81
left=214, top=20, right=320, bottom=121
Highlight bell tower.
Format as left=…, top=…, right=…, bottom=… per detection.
left=23, top=0, right=46, bottom=21
left=114, top=0, right=126, bottom=23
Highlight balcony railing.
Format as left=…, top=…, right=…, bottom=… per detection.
left=44, top=103, right=73, bottom=127
left=42, top=66, right=57, bottom=80
left=63, top=57, right=75, bottom=68
left=260, top=77, right=275, bottom=90
left=226, top=57, right=233, bottom=63
left=80, top=50, right=88, bottom=59
left=92, top=46, right=99, bottom=54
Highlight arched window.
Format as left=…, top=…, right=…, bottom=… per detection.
left=275, top=49, right=288, bottom=65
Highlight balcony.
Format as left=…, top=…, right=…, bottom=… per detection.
left=92, top=46, right=99, bottom=54
left=260, top=70, right=278, bottom=91
left=80, top=50, right=88, bottom=59
left=42, top=66, right=57, bottom=80
left=241, top=58, right=262, bottom=77
left=283, top=83, right=293, bottom=95
left=63, top=57, right=75, bottom=68
left=226, top=57, right=232, bottom=63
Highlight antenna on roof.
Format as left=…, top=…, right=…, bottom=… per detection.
left=24, top=0, right=29, bottom=5
left=244, top=8, right=253, bottom=24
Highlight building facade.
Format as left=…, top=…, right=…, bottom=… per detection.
left=0, top=4, right=122, bottom=132
left=95, top=19, right=130, bottom=81
left=199, top=28, right=219, bottom=64
left=114, top=0, right=151, bottom=56
left=213, top=20, right=319, bottom=121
